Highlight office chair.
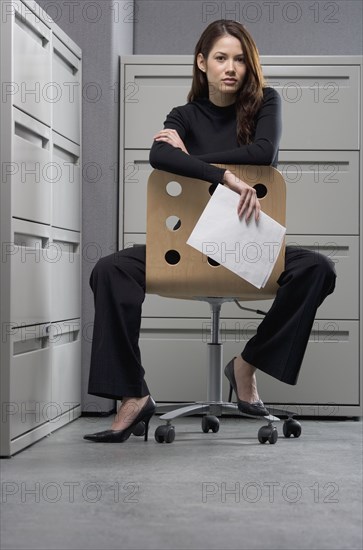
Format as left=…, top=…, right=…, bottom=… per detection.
left=146, top=164, right=302, bottom=444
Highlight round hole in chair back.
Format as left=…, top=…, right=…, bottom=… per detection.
left=207, top=257, right=220, bottom=267
left=166, top=181, right=182, bottom=197
left=253, top=183, right=268, bottom=198
left=166, top=216, right=181, bottom=231
left=165, top=250, right=181, bottom=265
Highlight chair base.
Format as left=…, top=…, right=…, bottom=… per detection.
left=156, top=402, right=280, bottom=422
left=154, top=402, right=302, bottom=444
left=152, top=299, right=302, bottom=444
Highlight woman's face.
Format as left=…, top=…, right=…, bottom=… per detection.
left=197, top=34, right=246, bottom=106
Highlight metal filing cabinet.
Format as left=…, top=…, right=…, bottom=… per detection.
left=0, top=0, right=82, bottom=456
left=119, top=55, right=362, bottom=417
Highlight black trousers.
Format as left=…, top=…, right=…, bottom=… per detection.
left=87, top=245, right=336, bottom=400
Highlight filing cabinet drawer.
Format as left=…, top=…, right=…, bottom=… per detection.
left=52, top=132, right=81, bottom=231
left=50, top=320, right=81, bottom=419
left=10, top=323, right=52, bottom=439
left=279, top=151, right=359, bottom=235
left=52, top=36, right=81, bottom=144
left=124, top=64, right=359, bottom=150
left=286, top=235, right=359, bottom=320
left=140, top=318, right=359, bottom=406
left=243, top=320, right=360, bottom=406
left=124, top=65, right=193, bottom=148
left=140, top=318, right=212, bottom=402
left=123, top=150, right=359, bottom=238
left=11, top=219, right=51, bottom=326
left=264, top=65, right=359, bottom=150
left=51, top=228, right=81, bottom=322
left=12, top=108, right=51, bottom=224
left=226, top=319, right=359, bottom=405
left=123, top=150, right=153, bottom=234
left=140, top=317, right=286, bottom=402
left=12, top=3, right=51, bottom=125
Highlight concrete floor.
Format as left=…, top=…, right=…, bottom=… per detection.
left=1, top=415, right=362, bottom=550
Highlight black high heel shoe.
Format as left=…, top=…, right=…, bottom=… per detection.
left=224, top=358, right=269, bottom=417
left=83, top=396, right=156, bottom=442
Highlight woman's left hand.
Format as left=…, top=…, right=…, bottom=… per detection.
left=153, top=129, right=189, bottom=154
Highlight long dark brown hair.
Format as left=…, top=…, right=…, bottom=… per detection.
left=188, top=20, right=265, bottom=145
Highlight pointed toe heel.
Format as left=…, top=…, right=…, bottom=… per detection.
left=83, top=396, right=156, bottom=443
left=224, top=358, right=269, bottom=417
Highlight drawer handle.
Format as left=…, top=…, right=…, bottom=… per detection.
left=287, top=243, right=349, bottom=258
left=51, top=330, right=80, bottom=346
left=52, top=240, right=79, bottom=254
left=15, top=122, right=49, bottom=149
left=14, top=233, right=49, bottom=248
left=13, top=335, right=49, bottom=356
left=54, top=48, right=78, bottom=75
left=48, top=322, right=80, bottom=345
left=53, top=144, right=79, bottom=164
left=15, top=11, right=49, bottom=48
left=310, top=325, right=349, bottom=343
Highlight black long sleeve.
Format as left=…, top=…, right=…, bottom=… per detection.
left=149, top=87, right=282, bottom=185
left=149, top=144, right=227, bottom=185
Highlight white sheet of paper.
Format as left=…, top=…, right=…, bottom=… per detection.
left=186, top=184, right=286, bottom=289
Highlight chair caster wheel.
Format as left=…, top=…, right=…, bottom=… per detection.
left=283, top=418, right=302, bottom=438
left=201, top=415, right=220, bottom=433
left=131, top=421, right=145, bottom=437
left=155, top=425, right=175, bottom=443
left=258, top=425, right=278, bottom=444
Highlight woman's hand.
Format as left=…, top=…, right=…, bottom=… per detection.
left=222, top=170, right=261, bottom=222
left=153, top=129, right=189, bottom=155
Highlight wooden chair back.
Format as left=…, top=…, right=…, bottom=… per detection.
left=146, top=164, right=286, bottom=300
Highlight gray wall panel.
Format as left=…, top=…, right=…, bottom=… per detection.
left=134, top=0, right=362, bottom=55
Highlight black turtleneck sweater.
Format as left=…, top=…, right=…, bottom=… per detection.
left=149, top=86, right=282, bottom=185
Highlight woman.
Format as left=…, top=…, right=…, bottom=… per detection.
left=84, top=20, right=336, bottom=443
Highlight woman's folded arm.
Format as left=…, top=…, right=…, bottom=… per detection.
left=149, top=106, right=226, bottom=184
left=149, top=141, right=226, bottom=184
